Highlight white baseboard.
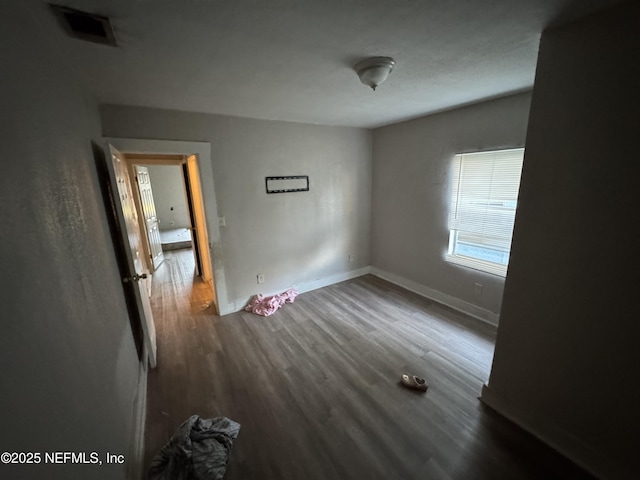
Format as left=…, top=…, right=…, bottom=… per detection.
left=127, top=358, right=148, bottom=480
left=218, top=266, right=500, bottom=324
left=219, top=266, right=372, bottom=315
left=295, top=266, right=372, bottom=294
left=480, top=383, right=610, bottom=480
left=370, top=267, right=500, bottom=326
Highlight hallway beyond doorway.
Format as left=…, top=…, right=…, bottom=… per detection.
left=149, top=249, right=212, bottom=312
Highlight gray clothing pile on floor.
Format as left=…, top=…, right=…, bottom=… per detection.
left=148, top=415, right=241, bottom=480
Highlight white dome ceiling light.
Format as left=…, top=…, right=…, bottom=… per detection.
left=354, top=56, right=396, bottom=91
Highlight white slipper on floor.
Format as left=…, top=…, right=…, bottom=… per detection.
left=401, top=373, right=428, bottom=392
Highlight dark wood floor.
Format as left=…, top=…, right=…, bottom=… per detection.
left=143, top=249, right=594, bottom=480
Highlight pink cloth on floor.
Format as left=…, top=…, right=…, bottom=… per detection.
left=245, top=288, right=299, bottom=316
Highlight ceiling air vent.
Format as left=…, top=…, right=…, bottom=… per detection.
left=50, top=4, right=117, bottom=46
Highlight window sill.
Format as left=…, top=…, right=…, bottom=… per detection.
left=445, top=254, right=507, bottom=277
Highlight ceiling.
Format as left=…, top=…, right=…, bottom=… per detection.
left=35, top=0, right=622, bottom=128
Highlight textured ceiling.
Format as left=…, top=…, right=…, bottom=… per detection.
left=34, top=0, right=622, bottom=128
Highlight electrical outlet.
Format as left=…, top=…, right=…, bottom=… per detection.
left=218, top=216, right=226, bottom=227
left=257, top=274, right=265, bottom=284
left=474, top=283, right=483, bottom=296
left=349, top=254, right=355, bottom=262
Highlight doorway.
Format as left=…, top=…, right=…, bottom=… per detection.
left=135, top=163, right=196, bottom=268
left=104, top=138, right=230, bottom=316
left=125, top=153, right=217, bottom=311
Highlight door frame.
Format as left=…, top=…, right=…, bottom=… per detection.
left=105, top=138, right=230, bottom=315
left=180, top=161, right=203, bottom=277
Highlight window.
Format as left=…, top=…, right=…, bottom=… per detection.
left=446, top=148, right=524, bottom=277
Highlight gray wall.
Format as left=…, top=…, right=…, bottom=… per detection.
left=481, top=3, right=639, bottom=479
left=0, top=3, right=141, bottom=480
left=101, top=107, right=372, bottom=303
left=371, top=92, right=531, bottom=321
left=146, top=165, right=190, bottom=230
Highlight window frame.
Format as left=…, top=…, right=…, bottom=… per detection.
left=445, top=147, right=525, bottom=277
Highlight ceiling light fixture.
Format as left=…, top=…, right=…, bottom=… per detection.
left=354, top=56, right=396, bottom=91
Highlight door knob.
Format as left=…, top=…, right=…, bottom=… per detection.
left=122, top=273, right=148, bottom=283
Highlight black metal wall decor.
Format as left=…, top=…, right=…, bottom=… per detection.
left=265, top=175, right=309, bottom=194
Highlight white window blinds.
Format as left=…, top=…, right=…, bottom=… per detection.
left=447, top=148, right=524, bottom=276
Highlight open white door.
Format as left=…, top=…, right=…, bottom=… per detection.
left=105, top=144, right=158, bottom=368
left=134, top=165, right=164, bottom=271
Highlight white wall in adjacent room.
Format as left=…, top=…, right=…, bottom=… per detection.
left=146, top=165, right=190, bottom=230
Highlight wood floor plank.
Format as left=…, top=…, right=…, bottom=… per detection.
left=143, top=249, right=595, bottom=479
